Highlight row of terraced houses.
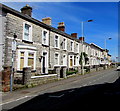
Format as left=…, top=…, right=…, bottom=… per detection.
left=0, top=4, right=112, bottom=85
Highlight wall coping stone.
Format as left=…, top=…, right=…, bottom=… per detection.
left=31, top=74, right=57, bottom=79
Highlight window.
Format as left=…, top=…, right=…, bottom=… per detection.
left=76, top=43, right=79, bottom=53
left=70, top=41, right=74, bottom=52
left=63, top=38, right=67, bottom=50
left=20, top=52, right=24, bottom=70
left=54, top=53, right=59, bottom=65
left=42, top=30, right=49, bottom=45
left=18, top=49, right=36, bottom=71
left=28, top=53, right=34, bottom=69
left=63, top=54, right=67, bottom=66
left=23, top=23, right=32, bottom=41
left=54, top=35, right=59, bottom=48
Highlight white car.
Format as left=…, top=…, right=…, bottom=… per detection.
left=117, top=66, right=120, bottom=71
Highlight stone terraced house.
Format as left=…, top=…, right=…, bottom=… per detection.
left=0, top=4, right=112, bottom=85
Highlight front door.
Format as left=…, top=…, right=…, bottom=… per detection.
left=70, top=56, right=73, bottom=68
left=42, top=52, right=48, bottom=74
left=42, top=56, right=45, bottom=73
left=70, top=59, right=73, bottom=67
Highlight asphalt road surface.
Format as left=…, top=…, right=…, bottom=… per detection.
left=2, top=69, right=120, bottom=111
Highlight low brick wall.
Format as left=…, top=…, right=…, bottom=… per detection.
left=29, top=74, right=58, bottom=86
left=90, top=68, right=96, bottom=72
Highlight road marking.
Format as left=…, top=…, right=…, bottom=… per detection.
left=83, top=84, right=87, bottom=87
left=68, top=90, right=74, bottom=93
left=0, top=95, right=36, bottom=106
left=49, top=94, right=64, bottom=98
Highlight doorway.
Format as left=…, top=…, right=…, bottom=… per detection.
left=42, top=52, right=48, bottom=74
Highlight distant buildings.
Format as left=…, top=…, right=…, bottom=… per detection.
left=1, top=4, right=112, bottom=81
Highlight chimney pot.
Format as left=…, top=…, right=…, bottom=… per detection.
left=21, top=4, right=32, bottom=17
left=71, top=33, right=77, bottom=38
left=57, top=22, right=65, bottom=32
left=42, top=17, right=52, bottom=25
left=79, top=37, right=85, bottom=41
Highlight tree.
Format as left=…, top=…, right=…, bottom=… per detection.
left=79, top=52, right=89, bottom=65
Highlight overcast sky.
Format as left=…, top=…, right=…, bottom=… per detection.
left=2, top=2, right=118, bottom=60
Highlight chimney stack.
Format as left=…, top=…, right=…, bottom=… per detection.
left=57, top=22, right=65, bottom=32
left=21, top=4, right=32, bottom=17
left=79, top=37, right=85, bottom=41
left=42, top=17, right=52, bottom=25
left=71, top=33, right=77, bottom=38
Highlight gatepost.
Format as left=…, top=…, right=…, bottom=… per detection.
left=77, top=66, right=81, bottom=74
left=54, top=66, right=60, bottom=80
left=96, top=65, right=99, bottom=71
left=22, top=67, right=31, bottom=85
left=62, top=66, right=67, bottom=78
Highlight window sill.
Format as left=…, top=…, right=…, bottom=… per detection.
left=54, top=65, right=61, bottom=67
left=62, top=49, right=67, bottom=51
left=17, top=70, right=36, bottom=72
left=54, top=47, right=60, bottom=50
left=61, top=65, right=67, bottom=67
left=22, top=39, right=33, bottom=44
left=42, top=44, right=49, bottom=47
left=70, top=50, right=74, bottom=52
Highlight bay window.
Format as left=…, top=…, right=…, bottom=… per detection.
left=18, top=48, right=36, bottom=71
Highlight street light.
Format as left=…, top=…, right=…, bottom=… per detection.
left=10, top=33, right=17, bottom=92
left=104, top=38, right=112, bottom=51
left=104, top=37, right=112, bottom=67
left=81, top=20, right=93, bottom=75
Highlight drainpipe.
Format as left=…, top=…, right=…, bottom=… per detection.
left=49, top=30, right=51, bottom=68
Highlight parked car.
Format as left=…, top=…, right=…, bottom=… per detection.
left=117, top=66, right=120, bottom=71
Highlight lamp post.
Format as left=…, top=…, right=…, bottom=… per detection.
left=104, top=37, right=112, bottom=67
left=10, top=33, right=17, bottom=92
left=81, top=20, right=93, bottom=75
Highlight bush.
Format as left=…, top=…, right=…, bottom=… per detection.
left=84, top=67, right=90, bottom=72
left=66, top=70, right=78, bottom=76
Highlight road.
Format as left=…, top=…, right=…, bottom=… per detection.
left=2, top=68, right=120, bottom=111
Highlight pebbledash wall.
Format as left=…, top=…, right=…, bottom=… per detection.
left=1, top=4, right=112, bottom=85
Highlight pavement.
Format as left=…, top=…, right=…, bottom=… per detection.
left=1, top=68, right=120, bottom=110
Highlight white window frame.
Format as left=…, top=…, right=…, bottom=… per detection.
left=42, top=29, right=49, bottom=46
left=63, top=38, right=67, bottom=50
left=23, top=22, right=32, bottom=42
left=70, top=40, right=74, bottom=52
left=17, top=49, right=36, bottom=71
left=63, top=54, right=67, bottom=66
left=76, top=43, right=79, bottom=53
left=76, top=55, right=79, bottom=66
left=54, top=34, right=59, bottom=48
left=54, top=52, right=59, bottom=66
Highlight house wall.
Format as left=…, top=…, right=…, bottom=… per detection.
left=0, top=11, right=7, bottom=71
left=5, top=13, right=44, bottom=75
left=3, top=6, right=112, bottom=80
left=5, top=13, right=82, bottom=77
